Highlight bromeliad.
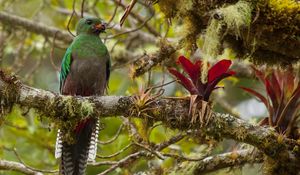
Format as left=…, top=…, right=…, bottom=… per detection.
left=168, top=56, right=235, bottom=101
left=55, top=17, right=111, bottom=175
left=241, top=67, right=300, bottom=138
left=168, top=56, right=235, bottom=124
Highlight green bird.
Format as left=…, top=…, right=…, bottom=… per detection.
left=55, top=17, right=110, bottom=175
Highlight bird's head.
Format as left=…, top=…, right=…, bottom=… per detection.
left=76, top=17, right=106, bottom=35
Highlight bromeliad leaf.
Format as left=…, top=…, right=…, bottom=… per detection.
left=208, top=59, right=232, bottom=83
left=168, top=68, right=198, bottom=94
left=240, top=87, right=273, bottom=119
left=177, top=56, right=201, bottom=83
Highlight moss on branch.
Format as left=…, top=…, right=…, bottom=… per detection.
left=0, top=72, right=299, bottom=164
left=153, top=0, right=300, bottom=64
left=172, top=149, right=263, bottom=174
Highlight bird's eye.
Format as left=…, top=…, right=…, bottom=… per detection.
left=86, top=20, right=92, bottom=25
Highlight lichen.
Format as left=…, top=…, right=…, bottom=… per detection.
left=202, top=19, right=223, bottom=59
left=202, top=0, right=253, bottom=59
left=169, top=161, right=198, bottom=175
left=0, top=71, right=21, bottom=124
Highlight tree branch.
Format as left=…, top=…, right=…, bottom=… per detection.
left=172, top=149, right=263, bottom=174
left=0, top=160, right=43, bottom=175
left=131, top=39, right=176, bottom=77
left=114, top=0, right=160, bottom=37
left=0, top=71, right=299, bottom=161
left=0, top=11, right=73, bottom=43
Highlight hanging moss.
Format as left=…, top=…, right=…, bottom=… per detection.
left=202, top=0, right=253, bottom=59
left=0, top=71, right=21, bottom=125
left=202, top=19, right=224, bottom=59
left=180, top=10, right=205, bottom=54
left=155, top=0, right=299, bottom=64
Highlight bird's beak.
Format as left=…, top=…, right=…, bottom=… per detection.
left=94, top=23, right=106, bottom=32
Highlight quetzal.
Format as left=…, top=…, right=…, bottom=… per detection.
left=55, top=17, right=110, bottom=175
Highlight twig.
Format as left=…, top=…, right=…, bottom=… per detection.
left=107, top=0, right=121, bottom=27
left=147, top=80, right=177, bottom=91
left=120, top=116, right=141, bottom=140
left=30, top=0, right=45, bottom=19
left=114, top=0, right=160, bottom=36
left=147, top=122, right=162, bottom=138
left=106, top=8, right=155, bottom=39
left=97, top=143, right=133, bottom=159
left=98, top=124, right=123, bottom=144
left=81, top=0, right=86, bottom=18
left=109, top=38, right=122, bottom=54
left=96, top=151, right=146, bottom=175
left=88, top=161, right=118, bottom=166
left=0, top=160, right=43, bottom=175
left=155, top=132, right=188, bottom=150
left=120, top=0, right=137, bottom=26
left=67, top=0, right=77, bottom=37
left=12, top=148, right=58, bottom=174
left=50, top=31, right=61, bottom=71
left=134, top=142, right=165, bottom=160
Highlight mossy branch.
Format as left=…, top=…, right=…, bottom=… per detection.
left=173, top=149, right=263, bottom=174
left=159, top=0, right=300, bottom=64
left=0, top=71, right=299, bottom=162
left=131, top=39, right=177, bottom=77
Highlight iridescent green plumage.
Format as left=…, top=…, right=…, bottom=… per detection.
left=59, top=47, right=71, bottom=91
left=59, top=20, right=111, bottom=93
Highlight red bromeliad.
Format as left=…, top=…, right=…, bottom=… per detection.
left=241, top=67, right=300, bottom=138
left=168, top=56, right=235, bottom=101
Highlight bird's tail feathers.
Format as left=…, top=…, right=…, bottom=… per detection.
left=55, top=119, right=99, bottom=175
left=55, top=129, right=62, bottom=159
left=88, top=120, right=99, bottom=161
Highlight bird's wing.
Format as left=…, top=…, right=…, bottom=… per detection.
left=59, top=47, right=72, bottom=93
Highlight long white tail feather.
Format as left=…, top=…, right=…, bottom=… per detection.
left=88, top=120, right=99, bottom=161
left=55, top=129, right=62, bottom=158
left=55, top=120, right=100, bottom=163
